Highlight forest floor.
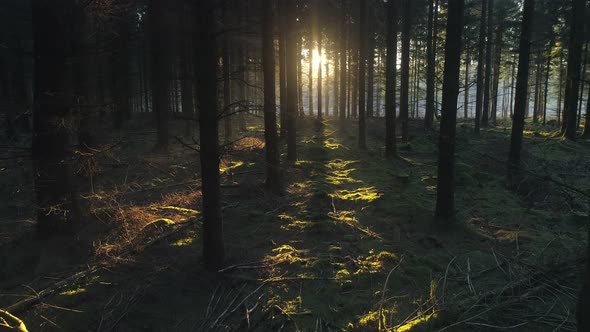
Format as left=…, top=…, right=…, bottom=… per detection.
left=0, top=116, right=589, bottom=331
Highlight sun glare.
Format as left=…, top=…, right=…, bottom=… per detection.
left=311, top=48, right=327, bottom=72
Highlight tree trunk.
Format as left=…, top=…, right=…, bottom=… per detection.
left=262, top=0, right=281, bottom=194
left=425, top=0, right=436, bottom=128
left=222, top=32, right=232, bottom=141
left=317, top=31, right=323, bottom=120
left=474, top=0, right=487, bottom=133
left=542, top=47, right=551, bottom=125
left=195, top=0, right=224, bottom=270
left=150, top=0, right=170, bottom=149
left=385, top=0, right=399, bottom=158
left=435, top=0, right=465, bottom=220
left=400, top=0, right=411, bottom=142
left=32, top=0, right=80, bottom=236
left=562, top=0, right=585, bottom=140
left=481, top=0, right=493, bottom=128
left=366, top=20, right=375, bottom=119
left=286, top=0, right=299, bottom=161
left=308, top=36, right=314, bottom=117
left=180, top=6, right=194, bottom=137
left=578, top=42, right=589, bottom=128
left=358, top=0, right=367, bottom=149
left=112, top=7, right=130, bottom=130
left=339, top=0, right=347, bottom=122
left=558, top=51, right=564, bottom=127
left=508, top=0, right=535, bottom=168
left=491, top=27, right=503, bottom=124
left=279, top=1, right=288, bottom=136
left=464, top=48, right=470, bottom=119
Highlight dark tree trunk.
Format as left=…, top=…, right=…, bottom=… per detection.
left=180, top=6, right=194, bottom=137
left=317, top=31, right=323, bottom=120
left=366, top=20, right=375, bottom=119
left=112, top=6, right=130, bottom=130
left=325, top=60, right=330, bottom=116
left=385, top=0, right=399, bottom=158
left=32, top=0, right=79, bottom=236
left=340, top=0, right=347, bottom=122
left=298, top=39, right=304, bottom=117
left=533, top=56, right=541, bottom=123
left=150, top=0, right=170, bottom=149
left=491, top=27, right=503, bottom=124
left=464, top=48, right=470, bottom=119
left=286, top=0, right=298, bottom=161
left=542, top=48, right=551, bottom=125
left=195, top=0, right=224, bottom=270
left=583, top=80, right=590, bottom=137
left=425, top=0, right=436, bottom=128
left=262, top=0, right=281, bottom=194
left=578, top=42, right=589, bottom=128
left=435, top=0, right=465, bottom=220
left=474, top=0, right=487, bottom=133
left=563, top=0, right=585, bottom=140
left=400, top=0, right=411, bottom=142
left=508, top=0, right=535, bottom=168
left=279, top=1, right=288, bottom=135
left=358, top=0, right=367, bottom=149
left=308, top=35, right=314, bottom=117
left=509, top=53, right=516, bottom=118
left=558, top=51, right=564, bottom=127
left=481, top=0, right=493, bottom=128
left=222, top=34, right=232, bottom=141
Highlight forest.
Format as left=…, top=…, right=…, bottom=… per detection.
left=1, top=0, right=590, bottom=331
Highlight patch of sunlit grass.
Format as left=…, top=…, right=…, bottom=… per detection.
left=264, top=245, right=309, bottom=265
left=354, top=250, right=399, bottom=275
left=323, top=138, right=346, bottom=150
left=233, top=137, right=265, bottom=151
left=358, top=308, right=398, bottom=328
left=278, top=214, right=315, bottom=231
left=287, top=181, right=313, bottom=195
left=330, top=187, right=382, bottom=203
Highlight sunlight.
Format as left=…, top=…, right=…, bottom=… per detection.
left=311, top=48, right=326, bottom=73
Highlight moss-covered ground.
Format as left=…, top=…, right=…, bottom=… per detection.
left=0, top=116, right=588, bottom=331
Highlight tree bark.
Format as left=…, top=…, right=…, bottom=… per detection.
left=425, top=0, right=436, bottom=128
left=286, top=0, right=299, bottom=161
left=339, top=0, right=347, bottom=122
left=279, top=1, right=288, bottom=136
left=358, top=0, right=367, bottom=149
left=435, top=0, right=465, bottom=220
left=474, top=0, right=487, bottom=133
left=562, top=0, right=586, bottom=140
left=508, top=0, right=535, bottom=168
left=195, top=0, right=224, bottom=270
left=400, top=0, right=411, bottom=142
left=385, top=0, right=399, bottom=158
left=481, top=0, right=494, bottom=128
left=262, top=0, right=281, bottom=194
left=150, top=0, right=170, bottom=149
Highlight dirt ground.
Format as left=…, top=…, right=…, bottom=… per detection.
left=0, top=116, right=588, bottom=331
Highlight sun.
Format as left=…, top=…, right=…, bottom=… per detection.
left=311, top=48, right=327, bottom=73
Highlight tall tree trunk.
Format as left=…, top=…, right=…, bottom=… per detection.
left=279, top=1, right=288, bottom=136
left=583, top=81, right=590, bottom=137
left=481, top=0, right=494, bottom=128
left=366, top=20, right=375, bottom=119
left=150, top=0, right=170, bottom=149
left=180, top=6, right=194, bottom=137
left=358, top=0, right=367, bottom=149
left=222, top=32, right=232, bottom=141
left=340, top=0, right=347, bottom=122
left=464, top=48, right=470, bottom=119
left=474, top=0, right=487, bottom=133
left=308, top=36, right=314, bottom=117
left=542, top=47, right=551, bottom=125
left=262, top=0, right=281, bottom=194
left=435, top=0, right=465, bottom=220
left=400, top=0, right=411, bottom=142
left=425, top=0, right=436, bottom=128
left=509, top=53, right=516, bottom=118
left=112, top=7, right=130, bottom=130
left=298, top=38, right=304, bottom=117
left=334, top=51, right=340, bottom=117
left=533, top=55, right=541, bottom=123
left=558, top=50, right=564, bottom=127
left=317, top=31, right=323, bottom=120
left=578, top=42, right=589, bottom=128
left=32, top=0, right=79, bottom=236
left=491, top=27, right=503, bottom=124
left=562, top=0, right=585, bottom=140
left=385, top=0, right=399, bottom=158
left=325, top=60, right=330, bottom=116
left=286, top=0, right=299, bottom=161
left=196, top=0, right=224, bottom=270
left=508, top=0, right=535, bottom=168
